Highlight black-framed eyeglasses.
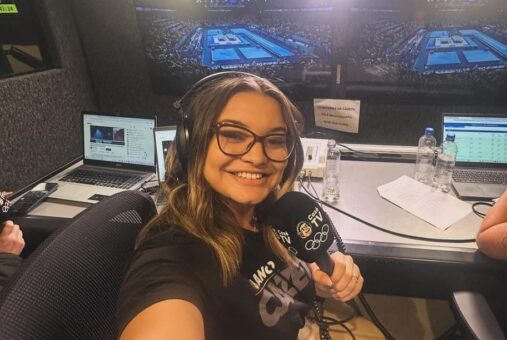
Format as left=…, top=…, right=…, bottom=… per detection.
left=214, top=121, right=295, bottom=162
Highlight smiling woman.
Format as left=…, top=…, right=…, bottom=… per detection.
left=117, top=73, right=364, bottom=340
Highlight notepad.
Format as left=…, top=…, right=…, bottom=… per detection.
left=377, top=175, right=471, bottom=230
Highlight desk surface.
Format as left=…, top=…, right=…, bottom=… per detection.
left=320, top=160, right=480, bottom=251
left=21, top=158, right=506, bottom=300
left=30, top=159, right=482, bottom=250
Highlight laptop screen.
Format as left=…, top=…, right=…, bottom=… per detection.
left=442, top=114, right=507, bottom=165
left=154, top=126, right=177, bottom=183
left=83, top=112, right=156, bottom=168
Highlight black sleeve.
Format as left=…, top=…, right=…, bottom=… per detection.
left=0, top=253, right=22, bottom=291
left=116, top=226, right=210, bottom=335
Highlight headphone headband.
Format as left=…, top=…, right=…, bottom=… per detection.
left=173, top=71, right=263, bottom=179
left=173, top=71, right=262, bottom=113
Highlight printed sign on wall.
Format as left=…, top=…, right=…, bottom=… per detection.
left=314, top=99, right=360, bottom=133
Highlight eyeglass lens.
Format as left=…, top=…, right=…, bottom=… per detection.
left=216, top=124, right=294, bottom=161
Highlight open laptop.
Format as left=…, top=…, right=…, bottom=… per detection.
left=442, top=113, right=507, bottom=200
left=49, top=111, right=156, bottom=203
left=153, top=126, right=177, bottom=205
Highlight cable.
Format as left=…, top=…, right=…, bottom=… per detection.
left=296, top=175, right=396, bottom=339
left=298, top=176, right=476, bottom=243
left=303, top=131, right=389, bottom=161
left=472, top=202, right=493, bottom=218
left=358, top=294, right=396, bottom=340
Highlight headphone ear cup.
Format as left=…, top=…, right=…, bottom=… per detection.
left=175, top=114, right=190, bottom=176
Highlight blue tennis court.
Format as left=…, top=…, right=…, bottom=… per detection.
left=231, top=28, right=294, bottom=58
left=462, top=49, right=500, bottom=63
left=427, top=52, right=460, bottom=66
left=430, top=31, right=448, bottom=38
left=239, top=47, right=273, bottom=59
left=211, top=48, right=240, bottom=62
left=208, top=29, right=223, bottom=36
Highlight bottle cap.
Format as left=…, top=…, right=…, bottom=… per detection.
left=446, top=133, right=456, bottom=142
left=424, top=127, right=434, bottom=135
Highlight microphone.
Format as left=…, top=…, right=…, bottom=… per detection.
left=270, top=191, right=345, bottom=276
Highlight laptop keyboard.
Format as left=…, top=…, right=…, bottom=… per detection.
left=60, top=169, right=144, bottom=189
left=453, top=169, right=507, bottom=184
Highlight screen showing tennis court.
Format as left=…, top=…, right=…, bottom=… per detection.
left=135, top=0, right=333, bottom=97
left=347, top=0, right=507, bottom=102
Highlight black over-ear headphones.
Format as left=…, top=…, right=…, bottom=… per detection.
left=172, top=71, right=263, bottom=177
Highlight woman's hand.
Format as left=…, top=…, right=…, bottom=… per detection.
left=309, top=252, right=363, bottom=302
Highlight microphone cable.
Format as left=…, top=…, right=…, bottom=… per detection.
left=270, top=265, right=357, bottom=340
left=298, top=175, right=476, bottom=243
left=297, top=176, right=397, bottom=340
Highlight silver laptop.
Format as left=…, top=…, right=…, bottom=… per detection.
left=153, top=126, right=177, bottom=204
left=442, top=113, right=507, bottom=200
left=49, top=111, right=156, bottom=203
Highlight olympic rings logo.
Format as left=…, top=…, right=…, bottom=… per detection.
left=304, top=224, right=329, bottom=251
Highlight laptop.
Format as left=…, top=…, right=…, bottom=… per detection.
left=153, top=126, right=177, bottom=205
left=49, top=111, right=156, bottom=203
left=442, top=113, right=507, bottom=200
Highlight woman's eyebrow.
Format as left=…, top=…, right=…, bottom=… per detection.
left=220, top=119, right=288, bottom=133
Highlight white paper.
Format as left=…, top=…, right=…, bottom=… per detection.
left=313, top=98, right=360, bottom=133
left=377, top=175, right=471, bottom=230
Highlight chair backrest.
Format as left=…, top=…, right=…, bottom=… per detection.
left=0, top=190, right=157, bottom=340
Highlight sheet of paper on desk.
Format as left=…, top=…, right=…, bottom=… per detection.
left=377, top=175, right=471, bottom=230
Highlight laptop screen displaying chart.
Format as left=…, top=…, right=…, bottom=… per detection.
left=442, top=114, right=507, bottom=165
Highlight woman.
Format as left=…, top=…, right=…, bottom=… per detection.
left=118, top=74, right=363, bottom=339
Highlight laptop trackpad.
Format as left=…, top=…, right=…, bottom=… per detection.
left=453, top=182, right=483, bottom=199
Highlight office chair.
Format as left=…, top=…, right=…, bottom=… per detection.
left=0, top=190, right=157, bottom=340
left=451, top=291, right=506, bottom=340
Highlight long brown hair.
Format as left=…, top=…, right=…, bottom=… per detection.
left=138, top=74, right=305, bottom=285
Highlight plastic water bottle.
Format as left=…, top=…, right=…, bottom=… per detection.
left=433, top=133, right=458, bottom=193
left=414, top=127, right=437, bottom=184
left=322, top=139, right=341, bottom=202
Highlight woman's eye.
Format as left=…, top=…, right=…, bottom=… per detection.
left=266, top=136, right=287, bottom=146
left=220, top=129, right=249, bottom=141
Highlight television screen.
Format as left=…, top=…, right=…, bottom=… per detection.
left=134, top=0, right=335, bottom=98
left=345, top=0, right=507, bottom=104
left=0, top=0, right=53, bottom=78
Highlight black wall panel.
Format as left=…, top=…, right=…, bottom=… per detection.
left=0, top=0, right=96, bottom=190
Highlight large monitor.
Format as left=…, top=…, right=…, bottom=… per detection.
left=344, top=0, right=507, bottom=104
left=134, top=0, right=335, bottom=98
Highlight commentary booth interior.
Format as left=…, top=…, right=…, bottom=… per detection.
left=1, top=0, right=506, bottom=339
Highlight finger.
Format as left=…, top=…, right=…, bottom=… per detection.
left=309, top=263, right=333, bottom=288
left=340, top=275, right=364, bottom=302
left=333, top=265, right=361, bottom=298
left=329, top=252, right=347, bottom=282
left=332, top=255, right=355, bottom=292
left=1, top=220, right=14, bottom=234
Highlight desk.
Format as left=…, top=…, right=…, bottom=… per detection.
left=20, top=159, right=507, bottom=300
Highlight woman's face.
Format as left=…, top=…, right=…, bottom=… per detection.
left=203, top=91, right=289, bottom=209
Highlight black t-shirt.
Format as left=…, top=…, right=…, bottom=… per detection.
left=117, top=223, right=316, bottom=339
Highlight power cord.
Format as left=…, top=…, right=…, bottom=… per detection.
left=303, top=131, right=402, bottom=161
left=298, top=175, right=476, bottom=243
left=472, top=202, right=493, bottom=218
